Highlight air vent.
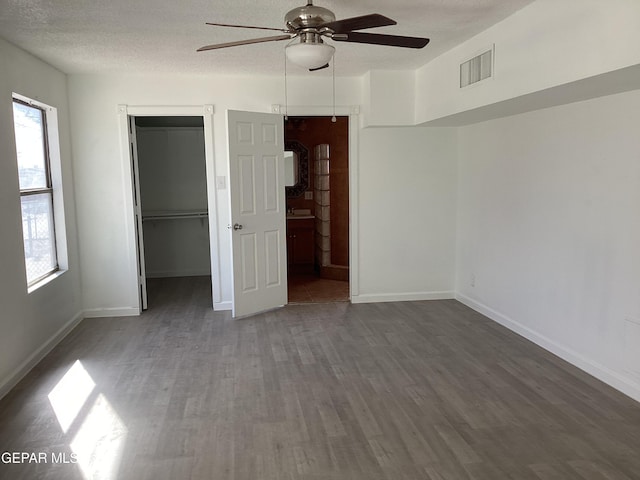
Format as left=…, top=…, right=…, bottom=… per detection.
left=460, top=47, right=493, bottom=88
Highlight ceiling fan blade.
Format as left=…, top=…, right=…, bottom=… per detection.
left=321, top=14, right=396, bottom=34
left=197, top=34, right=292, bottom=52
left=334, top=32, right=430, bottom=49
left=205, top=22, right=286, bottom=33
left=309, top=63, right=330, bottom=72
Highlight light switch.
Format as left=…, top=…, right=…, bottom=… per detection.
left=304, top=191, right=313, bottom=200
left=216, top=176, right=226, bottom=190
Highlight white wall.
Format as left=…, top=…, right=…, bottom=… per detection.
left=456, top=89, right=640, bottom=401
left=415, top=0, right=640, bottom=125
left=356, top=0, right=640, bottom=128
left=361, top=70, right=416, bottom=127
left=62, top=76, right=344, bottom=309
left=355, top=126, right=457, bottom=302
left=67, top=74, right=360, bottom=313
left=68, top=73, right=460, bottom=313
left=0, top=38, right=82, bottom=398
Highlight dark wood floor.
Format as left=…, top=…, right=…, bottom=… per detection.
left=1, top=276, right=639, bottom=480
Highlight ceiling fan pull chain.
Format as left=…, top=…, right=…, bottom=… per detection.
left=332, top=53, right=337, bottom=123
left=284, top=49, right=289, bottom=120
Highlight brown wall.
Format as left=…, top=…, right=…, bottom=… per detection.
left=284, top=116, right=349, bottom=267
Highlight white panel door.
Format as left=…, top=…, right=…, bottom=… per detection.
left=228, top=110, right=287, bottom=318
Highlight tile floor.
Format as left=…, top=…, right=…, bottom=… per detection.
left=287, top=272, right=349, bottom=303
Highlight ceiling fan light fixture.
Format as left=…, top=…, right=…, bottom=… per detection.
left=285, top=41, right=335, bottom=69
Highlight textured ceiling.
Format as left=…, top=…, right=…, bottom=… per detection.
left=0, top=0, right=535, bottom=76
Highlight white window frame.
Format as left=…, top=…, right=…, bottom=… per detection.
left=12, top=93, right=68, bottom=292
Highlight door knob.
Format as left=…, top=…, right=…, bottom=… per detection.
left=233, top=223, right=243, bottom=231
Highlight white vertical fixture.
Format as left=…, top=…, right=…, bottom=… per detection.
left=227, top=110, right=288, bottom=318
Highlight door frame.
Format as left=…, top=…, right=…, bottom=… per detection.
left=117, top=104, right=220, bottom=313
left=271, top=104, right=360, bottom=299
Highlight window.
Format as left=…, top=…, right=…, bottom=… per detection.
left=12, top=96, right=60, bottom=286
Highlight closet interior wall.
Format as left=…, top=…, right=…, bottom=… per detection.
left=135, top=117, right=211, bottom=279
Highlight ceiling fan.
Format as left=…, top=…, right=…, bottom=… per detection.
left=197, top=0, right=430, bottom=71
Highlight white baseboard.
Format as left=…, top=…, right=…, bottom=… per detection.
left=83, top=307, right=139, bottom=318
left=0, top=311, right=84, bottom=401
left=456, top=293, right=640, bottom=404
left=351, top=291, right=455, bottom=304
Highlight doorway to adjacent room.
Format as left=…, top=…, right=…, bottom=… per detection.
left=284, top=116, right=350, bottom=303
left=131, top=115, right=211, bottom=310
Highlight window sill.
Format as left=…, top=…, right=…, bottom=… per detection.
left=27, top=270, right=66, bottom=294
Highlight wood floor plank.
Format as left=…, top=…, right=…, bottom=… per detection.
left=1, top=276, right=639, bottom=479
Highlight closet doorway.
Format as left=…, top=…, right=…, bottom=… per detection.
left=284, top=116, right=349, bottom=303
left=132, top=116, right=211, bottom=310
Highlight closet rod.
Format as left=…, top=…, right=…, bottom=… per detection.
left=142, top=211, right=208, bottom=222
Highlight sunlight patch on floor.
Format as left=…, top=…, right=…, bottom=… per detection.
left=48, top=360, right=128, bottom=480
left=47, top=360, right=95, bottom=433
left=71, top=394, right=128, bottom=480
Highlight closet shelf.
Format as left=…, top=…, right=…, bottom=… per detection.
left=142, top=210, right=208, bottom=222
